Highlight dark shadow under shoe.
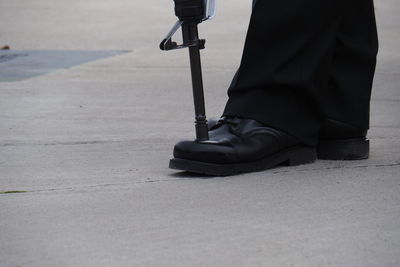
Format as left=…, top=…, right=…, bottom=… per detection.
left=170, top=117, right=317, bottom=176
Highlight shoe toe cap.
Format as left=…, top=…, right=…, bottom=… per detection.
left=173, top=140, right=233, bottom=164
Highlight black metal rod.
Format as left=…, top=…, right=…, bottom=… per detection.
left=181, top=22, right=209, bottom=141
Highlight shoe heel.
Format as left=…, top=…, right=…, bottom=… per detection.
left=317, top=138, right=369, bottom=160
left=283, top=146, right=317, bottom=166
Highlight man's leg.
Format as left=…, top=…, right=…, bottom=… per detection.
left=320, top=0, right=378, bottom=144
left=223, top=0, right=349, bottom=146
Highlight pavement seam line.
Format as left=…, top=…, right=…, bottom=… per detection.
left=1, top=163, right=399, bottom=196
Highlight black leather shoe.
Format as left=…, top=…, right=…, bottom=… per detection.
left=317, top=119, right=369, bottom=160
left=209, top=117, right=370, bottom=161
left=170, top=117, right=317, bottom=176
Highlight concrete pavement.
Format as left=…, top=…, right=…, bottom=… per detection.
left=1, top=0, right=399, bottom=266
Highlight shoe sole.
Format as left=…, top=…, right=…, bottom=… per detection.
left=317, top=138, right=369, bottom=160
left=169, top=146, right=317, bottom=176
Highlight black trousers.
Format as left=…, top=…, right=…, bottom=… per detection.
left=223, top=0, right=379, bottom=146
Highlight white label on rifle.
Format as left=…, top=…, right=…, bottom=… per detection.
left=204, top=0, right=216, bottom=20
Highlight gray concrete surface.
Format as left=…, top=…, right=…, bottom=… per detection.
left=1, top=0, right=399, bottom=266
left=0, top=50, right=126, bottom=82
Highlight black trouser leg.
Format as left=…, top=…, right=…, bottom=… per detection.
left=322, top=0, right=378, bottom=133
left=223, top=0, right=378, bottom=146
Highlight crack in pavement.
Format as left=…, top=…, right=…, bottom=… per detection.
left=1, top=140, right=121, bottom=147
left=0, top=139, right=173, bottom=147
left=0, top=178, right=183, bottom=195
left=1, top=162, right=399, bottom=196
left=271, top=162, right=400, bottom=174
